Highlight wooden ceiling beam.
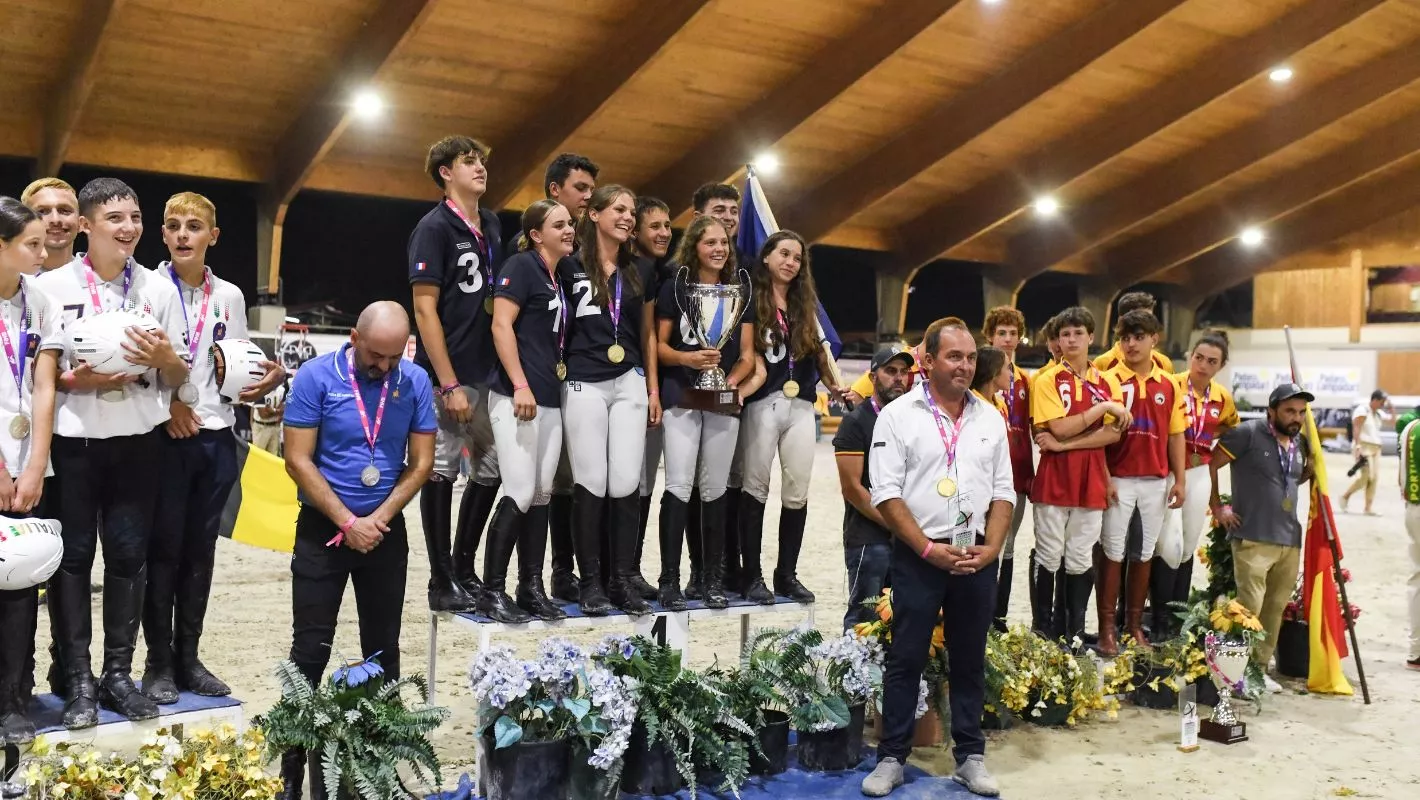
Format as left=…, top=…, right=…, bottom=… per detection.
left=894, top=0, right=1387, bottom=278
left=784, top=0, right=1184, bottom=244
left=41, top=0, right=128, bottom=176
left=639, top=0, right=965, bottom=214
left=1107, top=104, right=1420, bottom=286
left=1164, top=155, right=1420, bottom=301
left=265, top=0, right=438, bottom=213
left=1013, top=44, right=1420, bottom=277
left=485, top=0, right=712, bottom=210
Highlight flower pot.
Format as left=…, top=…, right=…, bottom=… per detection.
left=1130, top=662, right=1180, bottom=710
left=981, top=707, right=1015, bottom=730
left=481, top=736, right=572, bottom=800
left=797, top=703, right=867, bottom=772
left=871, top=706, right=943, bottom=747
left=1024, top=695, right=1072, bottom=727
left=621, top=721, right=686, bottom=796
left=751, top=709, right=790, bottom=776
left=1276, top=619, right=1310, bottom=678
left=568, top=748, right=622, bottom=800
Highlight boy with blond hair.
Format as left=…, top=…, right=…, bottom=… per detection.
left=20, top=178, right=80, bottom=272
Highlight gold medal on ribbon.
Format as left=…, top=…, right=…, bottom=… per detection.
left=608, top=343, right=625, bottom=364
left=484, top=297, right=495, bottom=315
left=1282, top=497, right=1294, bottom=513
left=1189, top=453, right=1203, bottom=468
left=782, top=380, right=800, bottom=398
left=556, top=361, right=567, bottom=381
left=936, top=477, right=957, bottom=497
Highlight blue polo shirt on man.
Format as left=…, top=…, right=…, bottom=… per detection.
left=284, top=343, right=438, bottom=516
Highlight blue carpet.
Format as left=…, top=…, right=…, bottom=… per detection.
left=29, top=691, right=242, bottom=734
left=454, top=593, right=806, bottom=624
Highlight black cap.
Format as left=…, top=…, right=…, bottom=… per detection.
left=1371, top=389, right=1389, bottom=402
left=871, top=346, right=914, bottom=372
left=1269, top=382, right=1315, bottom=408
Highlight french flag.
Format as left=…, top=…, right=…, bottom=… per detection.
left=415, top=261, right=427, bottom=272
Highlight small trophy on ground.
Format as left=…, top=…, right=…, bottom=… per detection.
left=1199, top=631, right=1250, bottom=744
left=675, top=267, right=752, bottom=415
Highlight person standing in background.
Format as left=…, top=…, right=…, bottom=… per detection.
left=1342, top=389, right=1389, bottom=516
left=19, top=178, right=80, bottom=273
left=1400, top=413, right=1420, bottom=671
left=982, top=307, right=1033, bottom=631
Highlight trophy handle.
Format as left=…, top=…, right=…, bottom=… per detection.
left=735, top=268, right=753, bottom=328
left=673, top=265, right=691, bottom=322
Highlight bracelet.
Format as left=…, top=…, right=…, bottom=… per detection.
left=439, top=382, right=460, bottom=397
left=648, top=390, right=659, bottom=397
left=921, top=541, right=935, bottom=560
left=326, top=515, right=358, bottom=548
left=513, top=382, right=530, bottom=391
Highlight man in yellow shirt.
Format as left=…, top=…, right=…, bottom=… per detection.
left=1093, top=291, right=1173, bottom=373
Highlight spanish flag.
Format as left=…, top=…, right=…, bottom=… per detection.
left=1299, top=407, right=1353, bottom=695
left=218, top=438, right=299, bottom=554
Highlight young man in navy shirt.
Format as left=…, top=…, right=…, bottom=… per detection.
left=278, top=301, right=435, bottom=797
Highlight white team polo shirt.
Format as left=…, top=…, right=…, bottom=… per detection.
left=35, top=256, right=186, bottom=439
left=0, top=274, right=65, bottom=476
left=156, top=263, right=249, bottom=430
left=869, top=383, right=1016, bottom=543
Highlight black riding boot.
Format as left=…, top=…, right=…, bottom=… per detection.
left=607, top=495, right=653, bottom=615
left=97, top=569, right=159, bottom=720
left=1174, top=557, right=1196, bottom=608
left=476, top=498, right=532, bottom=624
left=683, top=490, right=704, bottom=599
left=627, top=494, right=657, bottom=600
left=572, top=486, right=614, bottom=615
left=1148, top=556, right=1179, bottom=640
left=515, top=504, right=567, bottom=621
left=139, top=548, right=180, bottom=704
left=700, top=495, right=730, bottom=609
left=1030, top=561, right=1056, bottom=638
left=453, top=480, right=500, bottom=597
left=549, top=492, right=581, bottom=603
left=723, top=488, right=743, bottom=595
left=1064, top=570, right=1095, bottom=647
left=657, top=493, right=688, bottom=611
left=0, top=587, right=37, bottom=744
left=49, top=568, right=96, bottom=729
left=174, top=556, right=230, bottom=696
left=420, top=479, right=477, bottom=612
left=993, top=556, right=1015, bottom=633
left=773, top=505, right=814, bottom=603
left=277, top=749, right=307, bottom=800
left=737, top=494, right=775, bottom=604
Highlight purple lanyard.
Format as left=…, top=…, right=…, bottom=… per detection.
left=921, top=383, right=967, bottom=473
left=82, top=255, right=133, bottom=313
left=346, top=348, right=392, bottom=461
left=445, top=199, right=493, bottom=288
left=536, top=253, right=567, bottom=360
left=869, top=396, right=881, bottom=415
left=1274, top=432, right=1299, bottom=490
left=168, top=264, right=213, bottom=362
left=608, top=270, right=623, bottom=343
left=1185, top=380, right=1211, bottom=448
left=776, top=309, right=795, bottom=374
left=0, top=282, right=28, bottom=402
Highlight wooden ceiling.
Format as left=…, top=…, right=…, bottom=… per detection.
left=7, top=0, right=1420, bottom=306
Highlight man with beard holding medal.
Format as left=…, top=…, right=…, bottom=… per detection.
left=1210, top=383, right=1313, bottom=684
left=863, top=317, right=1014, bottom=798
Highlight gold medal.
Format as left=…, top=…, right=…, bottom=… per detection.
left=1189, top=453, right=1203, bottom=468
left=556, top=361, right=567, bottom=381
left=484, top=297, right=494, bottom=315
left=936, top=477, right=957, bottom=497
left=1282, top=497, right=1294, bottom=513
left=782, top=380, right=800, bottom=398
left=607, top=343, right=625, bottom=364
left=8, top=414, right=29, bottom=440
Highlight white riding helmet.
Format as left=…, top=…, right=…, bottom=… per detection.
left=0, top=518, right=63, bottom=591
left=210, top=338, right=268, bottom=403
left=68, top=310, right=162, bottom=376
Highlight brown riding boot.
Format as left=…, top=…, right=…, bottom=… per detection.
left=1125, top=558, right=1153, bottom=648
left=1095, top=559, right=1122, bottom=657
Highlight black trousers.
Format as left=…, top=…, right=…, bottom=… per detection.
left=289, top=505, right=408, bottom=685
left=877, top=536, right=996, bottom=765
left=145, top=428, right=240, bottom=664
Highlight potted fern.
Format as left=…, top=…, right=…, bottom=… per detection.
left=701, top=660, right=784, bottom=777
left=591, top=635, right=755, bottom=798
left=255, top=655, right=448, bottom=800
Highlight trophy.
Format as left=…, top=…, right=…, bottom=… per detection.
left=1199, top=632, right=1250, bottom=744
left=676, top=267, right=752, bottom=415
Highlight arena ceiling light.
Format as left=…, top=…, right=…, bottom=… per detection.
left=1032, top=195, right=1060, bottom=217
left=1268, top=66, right=1294, bottom=84
left=752, top=152, right=780, bottom=175
left=352, top=89, right=384, bottom=120
left=1239, top=226, right=1265, bottom=247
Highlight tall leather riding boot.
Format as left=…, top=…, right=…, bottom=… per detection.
left=140, top=550, right=180, bottom=704
left=607, top=495, right=653, bottom=614
left=174, top=557, right=230, bottom=696
left=49, top=568, right=97, bottom=729
left=453, top=480, right=500, bottom=597
left=1124, top=558, right=1153, bottom=647
left=572, top=486, right=614, bottom=615
left=0, top=588, right=38, bottom=744
left=1030, top=561, right=1055, bottom=638
left=1051, top=566, right=1068, bottom=640
left=683, top=489, right=704, bottom=600
left=626, top=494, right=656, bottom=600
left=514, top=504, right=568, bottom=621
left=737, top=494, right=775, bottom=604
left=277, top=749, right=307, bottom=800
left=97, top=569, right=159, bottom=720
left=1148, top=556, right=1179, bottom=641
left=993, top=557, right=1014, bottom=633
left=1095, top=560, right=1122, bottom=656
left=1173, top=557, right=1196, bottom=611
left=700, top=495, right=730, bottom=609
left=1064, top=570, right=1094, bottom=647
left=420, top=479, right=477, bottom=612
left=656, top=493, right=688, bottom=611
left=476, top=498, right=532, bottom=624
left=773, top=505, right=814, bottom=603
left=723, top=489, right=743, bottom=594
left=549, top=492, right=581, bottom=603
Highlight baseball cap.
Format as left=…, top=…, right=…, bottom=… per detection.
left=871, top=346, right=914, bottom=372
left=1269, top=382, right=1315, bottom=408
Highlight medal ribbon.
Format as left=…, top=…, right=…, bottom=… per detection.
left=445, top=199, right=493, bottom=297
left=346, top=347, right=392, bottom=467
left=82, top=255, right=133, bottom=314
left=0, top=281, right=28, bottom=411
left=1004, top=364, right=1017, bottom=420
left=869, top=396, right=881, bottom=415
left=1063, top=361, right=1110, bottom=406
left=167, top=263, right=213, bottom=363
left=1185, top=380, right=1211, bottom=452
left=776, top=309, right=795, bottom=377
left=920, top=383, right=968, bottom=474
left=608, top=270, right=623, bottom=346
left=1274, top=431, right=1299, bottom=493
left=534, top=252, right=567, bottom=364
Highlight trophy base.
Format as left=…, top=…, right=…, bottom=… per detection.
left=680, top=388, right=741, bottom=415
left=1199, top=719, right=1248, bottom=744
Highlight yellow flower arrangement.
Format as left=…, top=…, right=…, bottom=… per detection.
left=1209, top=598, right=1265, bottom=636
left=984, top=625, right=1112, bottom=726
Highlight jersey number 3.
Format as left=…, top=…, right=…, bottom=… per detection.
left=457, top=252, right=484, bottom=295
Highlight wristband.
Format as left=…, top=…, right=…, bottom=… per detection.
left=648, top=390, right=659, bottom=397
left=327, top=515, right=357, bottom=548
left=921, top=541, right=935, bottom=560
left=513, top=382, right=530, bottom=391
left=439, top=382, right=460, bottom=397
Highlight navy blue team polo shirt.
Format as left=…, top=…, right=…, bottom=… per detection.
left=284, top=343, right=438, bottom=516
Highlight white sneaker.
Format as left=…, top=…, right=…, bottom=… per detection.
left=1263, top=674, right=1284, bottom=694
left=953, top=755, right=1000, bottom=797
left=861, top=757, right=905, bottom=797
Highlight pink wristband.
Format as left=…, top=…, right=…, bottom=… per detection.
left=327, top=515, right=357, bottom=548
left=921, top=541, right=935, bottom=560
left=513, top=382, right=530, bottom=391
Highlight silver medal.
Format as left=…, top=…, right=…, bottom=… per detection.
left=8, top=414, right=29, bottom=440
left=99, top=388, right=126, bottom=403
left=360, top=464, right=380, bottom=487
left=177, top=382, right=199, bottom=406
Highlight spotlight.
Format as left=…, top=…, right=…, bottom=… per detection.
left=1033, top=196, right=1060, bottom=217
left=1268, top=67, right=1293, bottom=84
left=752, top=153, right=780, bottom=175
left=1239, top=227, right=1265, bottom=247
left=352, top=89, right=384, bottom=119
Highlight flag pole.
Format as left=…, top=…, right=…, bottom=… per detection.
left=1283, top=326, right=1371, bottom=703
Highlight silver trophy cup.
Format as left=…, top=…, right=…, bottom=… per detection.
left=1200, top=631, right=1251, bottom=744
left=677, top=268, right=752, bottom=391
